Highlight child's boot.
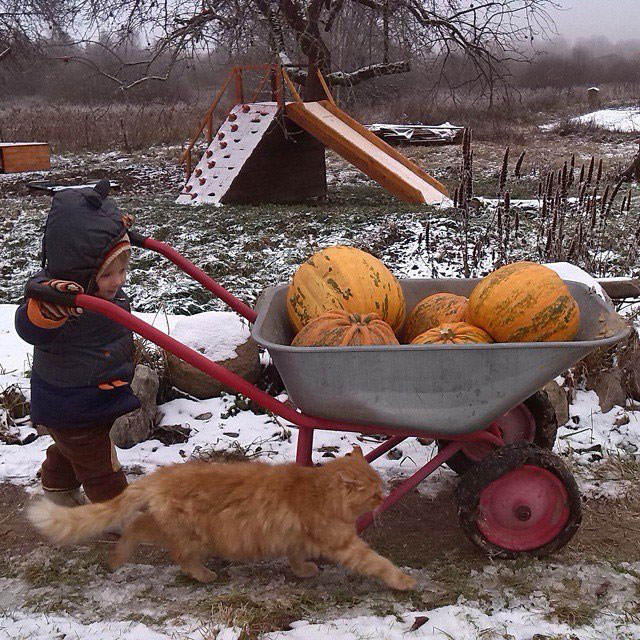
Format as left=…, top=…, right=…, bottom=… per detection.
left=43, top=488, right=89, bottom=507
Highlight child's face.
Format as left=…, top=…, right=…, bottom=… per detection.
left=95, top=252, right=130, bottom=300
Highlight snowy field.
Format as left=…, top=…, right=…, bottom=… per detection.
left=1, top=143, right=640, bottom=639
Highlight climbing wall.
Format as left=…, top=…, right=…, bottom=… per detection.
left=176, top=102, right=280, bottom=205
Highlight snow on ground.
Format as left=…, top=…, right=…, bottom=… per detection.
left=541, top=106, right=640, bottom=132
left=1, top=292, right=640, bottom=638
left=571, top=107, right=640, bottom=133
left=2, top=142, right=640, bottom=637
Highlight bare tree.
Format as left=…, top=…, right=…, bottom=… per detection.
left=1, top=0, right=559, bottom=97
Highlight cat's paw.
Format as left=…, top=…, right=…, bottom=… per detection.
left=109, top=545, right=132, bottom=570
left=292, top=561, right=319, bottom=578
left=387, top=571, right=416, bottom=591
left=186, top=567, right=218, bottom=583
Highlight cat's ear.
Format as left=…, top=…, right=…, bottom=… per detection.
left=346, top=445, right=364, bottom=458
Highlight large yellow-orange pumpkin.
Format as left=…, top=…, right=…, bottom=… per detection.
left=468, top=262, right=580, bottom=342
left=402, top=293, right=468, bottom=344
left=287, top=246, right=406, bottom=335
left=411, top=322, right=493, bottom=345
left=291, top=311, right=399, bottom=347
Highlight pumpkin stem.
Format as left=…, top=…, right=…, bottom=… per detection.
left=438, top=327, right=456, bottom=342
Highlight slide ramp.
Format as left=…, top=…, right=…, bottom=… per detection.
left=285, top=100, right=449, bottom=204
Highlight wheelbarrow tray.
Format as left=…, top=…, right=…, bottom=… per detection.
left=252, top=278, right=629, bottom=435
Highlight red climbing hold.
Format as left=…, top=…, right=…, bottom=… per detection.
left=218, top=132, right=225, bottom=140
left=241, top=104, right=251, bottom=113
left=199, top=177, right=206, bottom=185
left=230, top=124, right=238, bottom=132
left=208, top=161, right=216, bottom=168
left=206, top=150, right=213, bottom=158
left=185, top=184, right=193, bottom=192
left=195, top=168, right=202, bottom=176
left=190, top=193, right=197, bottom=200
left=220, top=141, right=227, bottom=149
left=228, top=112, right=237, bottom=121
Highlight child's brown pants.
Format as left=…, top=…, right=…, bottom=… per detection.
left=40, top=422, right=127, bottom=503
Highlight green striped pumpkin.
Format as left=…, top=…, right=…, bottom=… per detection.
left=468, top=262, right=580, bottom=342
left=286, top=246, right=406, bottom=335
left=291, top=311, right=399, bottom=347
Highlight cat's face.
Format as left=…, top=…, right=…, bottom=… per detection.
left=337, top=446, right=385, bottom=517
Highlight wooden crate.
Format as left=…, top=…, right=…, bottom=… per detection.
left=0, top=143, right=50, bottom=173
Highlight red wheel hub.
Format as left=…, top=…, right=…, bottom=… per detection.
left=460, top=404, right=535, bottom=462
left=477, top=465, right=570, bottom=551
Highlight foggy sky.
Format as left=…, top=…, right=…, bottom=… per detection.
left=549, top=0, right=640, bottom=43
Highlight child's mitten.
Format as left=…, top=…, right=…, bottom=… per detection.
left=36, top=279, right=85, bottom=321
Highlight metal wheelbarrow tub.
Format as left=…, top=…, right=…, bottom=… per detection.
left=252, top=279, right=629, bottom=435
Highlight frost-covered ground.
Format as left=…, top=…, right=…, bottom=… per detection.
left=1, top=144, right=640, bottom=639
left=2, top=140, right=639, bottom=313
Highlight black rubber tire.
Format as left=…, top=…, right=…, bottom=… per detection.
left=455, top=442, right=582, bottom=558
left=438, top=390, right=560, bottom=475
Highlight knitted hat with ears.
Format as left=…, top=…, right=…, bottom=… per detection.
left=96, top=233, right=131, bottom=279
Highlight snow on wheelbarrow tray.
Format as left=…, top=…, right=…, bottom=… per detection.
left=251, top=278, right=630, bottom=435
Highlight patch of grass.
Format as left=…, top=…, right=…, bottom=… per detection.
left=421, top=561, right=483, bottom=609
left=22, top=549, right=107, bottom=588
left=0, top=553, right=19, bottom=579
left=198, top=591, right=319, bottom=640
left=589, top=455, right=640, bottom=484
left=546, top=577, right=601, bottom=627
left=22, top=592, right=80, bottom=615
left=122, top=611, right=175, bottom=626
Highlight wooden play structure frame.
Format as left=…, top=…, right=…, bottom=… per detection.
left=180, top=64, right=449, bottom=205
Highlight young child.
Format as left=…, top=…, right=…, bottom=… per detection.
left=15, top=179, right=140, bottom=507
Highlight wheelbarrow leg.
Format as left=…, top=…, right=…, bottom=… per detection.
left=296, top=426, right=315, bottom=466
left=357, top=441, right=462, bottom=533
left=365, top=436, right=406, bottom=464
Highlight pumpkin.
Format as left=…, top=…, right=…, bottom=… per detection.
left=402, top=293, right=468, bottom=344
left=411, top=322, right=493, bottom=345
left=468, top=262, right=580, bottom=342
left=291, top=311, right=399, bottom=347
left=287, top=246, right=406, bottom=334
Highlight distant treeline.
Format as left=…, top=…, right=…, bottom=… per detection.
left=1, top=39, right=639, bottom=107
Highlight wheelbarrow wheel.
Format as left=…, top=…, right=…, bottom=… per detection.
left=438, top=390, right=559, bottom=475
left=455, top=442, right=581, bottom=558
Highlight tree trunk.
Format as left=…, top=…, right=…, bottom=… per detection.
left=620, top=145, right=640, bottom=183
left=304, top=62, right=326, bottom=101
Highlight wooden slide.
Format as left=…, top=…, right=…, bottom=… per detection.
left=285, top=100, right=449, bottom=204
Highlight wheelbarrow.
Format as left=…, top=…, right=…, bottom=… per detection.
left=27, top=231, right=630, bottom=559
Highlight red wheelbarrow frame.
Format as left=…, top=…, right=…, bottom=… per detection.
left=27, top=235, right=504, bottom=532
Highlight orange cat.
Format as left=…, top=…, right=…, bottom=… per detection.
left=28, top=446, right=415, bottom=590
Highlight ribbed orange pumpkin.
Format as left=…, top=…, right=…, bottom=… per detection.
left=468, top=262, right=580, bottom=342
left=411, top=322, right=493, bottom=345
left=402, top=293, right=468, bottom=344
left=287, top=246, right=406, bottom=335
left=291, top=311, right=399, bottom=347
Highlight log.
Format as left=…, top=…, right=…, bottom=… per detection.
left=597, top=278, right=640, bottom=300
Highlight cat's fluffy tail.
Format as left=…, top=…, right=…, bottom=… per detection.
left=27, top=486, right=148, bottom=545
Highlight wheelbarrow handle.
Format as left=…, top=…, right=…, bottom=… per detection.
left=25, top=281, right=79, bottom=308
left=127, top=230, right=147, bottom=248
